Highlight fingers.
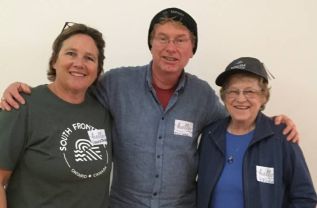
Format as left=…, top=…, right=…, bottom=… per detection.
left=285, top=129, right=299, bottom=143
left=274, top=115, right=283, bottom=125
left=282, top=118, right=299, bottom=143
left=0, top=98, right=4, bottom=110
left=1, top=82, right=29, bottom=110
left=0, top=97, right=12, bottom=111
left=274, top=114, right=300, bottom=143
left=282, top=115, right=299, bottom=143
left=19, top=82, right=32, bottom=94
left=282, top=120, right=293, bottom=135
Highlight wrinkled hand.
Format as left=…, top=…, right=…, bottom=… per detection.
left=274, top=114, right=299, bottom=143
left=0, top=82, right=31, bottom=111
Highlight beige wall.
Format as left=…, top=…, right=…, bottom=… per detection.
left=1, top=0, right=316, bottom=186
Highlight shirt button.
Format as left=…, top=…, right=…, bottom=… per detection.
left=155, top=174, right=159, bottom=178
left=153, top=192, right=157, bottom=196
left=161, top=117, right=165, bottom=120
left=158, top=136, right=162, bottom=139
left=157, top=155, right=160, bottom=158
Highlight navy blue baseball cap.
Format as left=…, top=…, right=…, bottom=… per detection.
left=216, top=57, right=269, bottom=86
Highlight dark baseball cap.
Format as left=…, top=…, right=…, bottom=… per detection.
left=148, top=7, right=198, bottom=54
left=216, top=57, right=269, bottom=86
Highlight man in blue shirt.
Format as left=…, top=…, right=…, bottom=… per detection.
left=0, top=7, right=299, bottom=208
left=94, top=8, right=226, bottom=207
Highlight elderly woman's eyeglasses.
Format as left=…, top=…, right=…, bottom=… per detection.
left=61, top=22, right=77, bottom=33
left=225, top=88, right=263, bottom=99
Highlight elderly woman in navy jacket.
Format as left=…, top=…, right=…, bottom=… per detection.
left=197, top=57, right=317, bottom=208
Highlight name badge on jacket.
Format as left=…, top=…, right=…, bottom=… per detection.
left=256, top=165, right=274, bottom=184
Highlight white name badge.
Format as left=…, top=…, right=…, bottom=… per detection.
left=88, top=129, right=107, bottom=145
left=174, top=119, right=193, bottom=137
left=256, top=165, right=274, bottom=184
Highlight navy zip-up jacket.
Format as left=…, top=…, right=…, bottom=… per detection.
left=197, top=112, right=317, bottom=208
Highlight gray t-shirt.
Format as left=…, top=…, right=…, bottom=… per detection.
left=0, top=85, right=112, bottom=208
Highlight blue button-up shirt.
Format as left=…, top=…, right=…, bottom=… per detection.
left=95, top=62, right=226, bottom=208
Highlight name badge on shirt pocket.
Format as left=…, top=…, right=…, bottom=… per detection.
left=256, top=165, right=274, bottom=184
left=174, top=119, right=193, bottom=138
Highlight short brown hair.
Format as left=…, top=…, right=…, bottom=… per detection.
left=48, top=23, right=105, bottom=85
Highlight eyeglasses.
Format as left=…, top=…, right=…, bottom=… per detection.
left=61, top=22, right=77, bottom=33
left=154, top=35, right=191, bottom=48
left=225, top=88, right=263, bottom=99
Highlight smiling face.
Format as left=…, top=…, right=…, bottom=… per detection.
left=52, top=34, right=99, bottom=95
left=150, top=21, right=194, bottom=78
left=223, top=74, right=267, bottom=126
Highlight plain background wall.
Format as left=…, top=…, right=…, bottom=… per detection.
left=1, top=0, right=316, bottom=186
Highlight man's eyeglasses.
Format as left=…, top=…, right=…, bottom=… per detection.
left=225, top=88, right=263, bottom=99
left=61, top=22, right=77, bottom=33
left=154, top=35, right=191, bottom=48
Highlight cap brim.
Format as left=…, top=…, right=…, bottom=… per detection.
left=215, top=70, right=241, bottom=86
left=215, top=69, right=269, bottom=86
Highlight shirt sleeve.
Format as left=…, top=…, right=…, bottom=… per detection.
left=0, top=107, right=28, bottom=170
left=204, top=85, right=227, bottom=126
left=91, top=71, right=112, bottom=110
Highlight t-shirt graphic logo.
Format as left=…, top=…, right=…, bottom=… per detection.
left=59, top=123, right=109, bottom=179
left=74, top=139, right=103, bottom=162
